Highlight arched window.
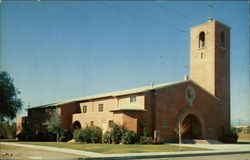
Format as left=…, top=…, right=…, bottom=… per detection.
left=221, top=31, right=225, bottom=48
left=199, top=32, right=205, bottom=48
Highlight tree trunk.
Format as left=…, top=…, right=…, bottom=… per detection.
left=57, top=133, right=59, bottom=142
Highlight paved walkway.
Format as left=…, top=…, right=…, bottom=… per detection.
left=1, top=142, right=249, bottom=160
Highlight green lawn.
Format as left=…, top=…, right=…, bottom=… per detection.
left=14, top=142, right=206, bottom=154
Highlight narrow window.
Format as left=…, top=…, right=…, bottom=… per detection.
left=130, top=96, right=136, bottom=103
left=221, top=31, right=225, bottom=48
left=98, top=104, right=103, bottom=112
left=90, top=121, right=94, bottom=126
left=82, top=106, right=87, bottom=113
left=199, top=31, right=205, bottom=48
left=201, top=53, right=204, bottom=59
left=108, top=120, right=113, bottom=128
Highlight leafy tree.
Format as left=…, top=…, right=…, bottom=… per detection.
left=0, top=71, right=23, bottom=122
left=43, top=112, right=66, bottom=142
left=245, top=126, right=250, bottom=134
left=139, top=120, right=150, bottom=137
left=0, top=122, right=16, bottom=139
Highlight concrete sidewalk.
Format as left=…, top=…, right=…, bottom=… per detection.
left=1, top=142, right=249, bottom=160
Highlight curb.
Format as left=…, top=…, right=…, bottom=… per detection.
left=82, top=151, right=250, bottom=160
left=1, top=142, right=249, bottom=160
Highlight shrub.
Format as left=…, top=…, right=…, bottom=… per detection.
left=85, top=126, right=102, bottom=143
left=220, top=128, right=238, bottom=143
left=73, top=126, right=102, bottom=143
left=110, top=123, right=127, bottom=144
left=121, top=130, right=139, bottom=144
left=139, top=136, right=153, bottom=144
left=102, top=131, right=112, bottom=144
left=73, top=129, right=84, bottom=142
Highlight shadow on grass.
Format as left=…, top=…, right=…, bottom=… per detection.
left=0, top=139, right=18, bottom=142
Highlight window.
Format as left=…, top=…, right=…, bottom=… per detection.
left=82, top=106, right=87, bottom=113
left=221, top=31, right=225, bottom=48
left=130, top=96, right=136, bottom=103
left=108, top=120, right=113, bottom=128
left=162, top=120, right=168, bottom=128
left=201, top=53, right=204, bottom=59
left=199, top=31, right=205, bottom=48
left=98, top=104, right=103, bottom=112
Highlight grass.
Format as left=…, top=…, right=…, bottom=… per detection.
left=13, top=142, right=206, bottom=154
left=0, top=144, right=18, bottom=150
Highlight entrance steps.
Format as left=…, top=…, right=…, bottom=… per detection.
left=181, top=139, right=223, bottom=144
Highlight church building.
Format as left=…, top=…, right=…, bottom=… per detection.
left=17, top=19, right=231, bottom=141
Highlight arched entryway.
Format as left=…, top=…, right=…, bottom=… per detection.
left=181, top=114, right=202, bottom=139
left=72, top=121, right=82, bottom=130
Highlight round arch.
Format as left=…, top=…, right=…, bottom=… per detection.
left=182, top=114, right=202, bottom=139
left=72, top=121, right=82, bottom=130
left=176, top=106, right=206, bottom=139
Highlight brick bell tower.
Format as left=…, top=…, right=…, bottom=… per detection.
left=190, top=19, right=231, bottom=133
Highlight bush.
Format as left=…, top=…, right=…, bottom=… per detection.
left=220, top=128, right=238, bottom=143
left=85, top=126, right=102, bottom=143
left=102, top=131, right=112, bottom=144
left=73, top=126, right=102, bottom=143
left=121, top=130, right=139, bottom=144
left=139, top=136, right=153, bottom=144
left=73, top=129, right=84, bottom=142
left=110, top=123, right=127, bottom=144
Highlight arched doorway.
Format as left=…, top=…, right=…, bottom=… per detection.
left=72, top=121, right=82, bottom=130
left=181, top=114, right=202, bottom=139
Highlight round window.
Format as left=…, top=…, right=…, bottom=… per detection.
left=186, top=86, right=196, bottom=103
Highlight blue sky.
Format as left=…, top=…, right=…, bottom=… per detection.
left=0, top=1, right=249, bottom=124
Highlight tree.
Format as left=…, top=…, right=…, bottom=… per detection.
left=0, top=122, right=16, bottom=139
left=139, top=120, right=150, bottom=137
left=0, top=71, right=23, bottom=122
left=43, top=112, right=66, bottom=142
